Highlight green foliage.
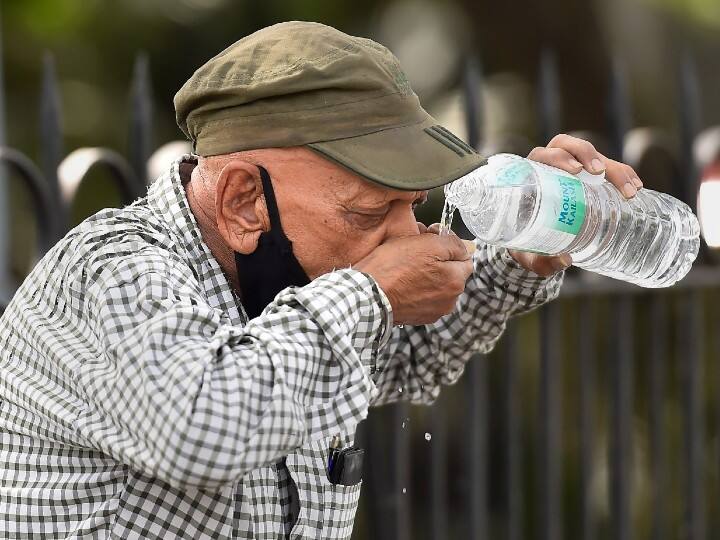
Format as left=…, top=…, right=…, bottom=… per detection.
left=642, top=0, right=720, bottom=28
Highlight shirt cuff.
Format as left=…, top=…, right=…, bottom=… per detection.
left=354, top=271, right=394, bottom=374
left=308, top=269, right=392, bottom=373
left=372, top=280, right=394, bottom=349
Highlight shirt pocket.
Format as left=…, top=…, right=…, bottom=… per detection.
left=322, top=478, right=362, bottom=540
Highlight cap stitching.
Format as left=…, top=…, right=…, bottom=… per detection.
left=424, top=128, right=466, bottom=156
left=193, top=90, right=418, bottom=125
left=434, top=125, right=477, bottom=154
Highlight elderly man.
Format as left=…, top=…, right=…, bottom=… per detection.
left=0, top=21, right=642, bottom=540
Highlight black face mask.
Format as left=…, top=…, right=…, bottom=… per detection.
left=235, top=165, right=310, bottom=319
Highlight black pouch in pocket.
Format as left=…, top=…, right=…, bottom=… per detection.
left=327, top=446, right=364, bottom=486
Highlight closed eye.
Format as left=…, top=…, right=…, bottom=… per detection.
left=344, top=209, right=388, bottom=230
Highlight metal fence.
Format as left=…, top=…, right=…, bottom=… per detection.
left=1, top=41, right=720, bottom=540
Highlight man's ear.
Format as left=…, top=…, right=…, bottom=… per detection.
left=215, top=161, right=268, bottom=254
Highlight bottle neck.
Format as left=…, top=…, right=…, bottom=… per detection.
left=444, top=165, right=489, bottom=212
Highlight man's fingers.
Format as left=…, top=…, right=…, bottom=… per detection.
left=443, top=258, right=474, bottom=292
left=599, top=154, right=643, bottom=198
left=417, top=221, right=428, bottom=234
left=421, top=231, right=470, bottom=262
left=544, top=134, right=644, bottom=199
left=426, top=223, right=441, bottom=235
left=509, top=250, right=571, bottom=276
left=425, top=224, right=475, bottom=256
left=462, top=239, right=475, bottom=255
left=547, top=133, right=606, bottom=174
left=527, top=147, right=584, bottom=174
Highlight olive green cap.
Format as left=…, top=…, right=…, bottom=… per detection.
left=174, top=21, right=485, bottom=190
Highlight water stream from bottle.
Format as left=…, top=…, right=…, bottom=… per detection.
left=439, top=199, right=456, bottom=236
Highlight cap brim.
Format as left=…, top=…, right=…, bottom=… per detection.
left=307, top=116, right=486, bottom=191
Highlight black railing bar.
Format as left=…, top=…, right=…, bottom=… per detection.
left=538, top=49, right=561, bottom=144
left=461, top=51, right=488, bottom=540
left=610, top=296, right=633, bottom=540
left=394, top=401, right=411, bottom=540
left=716, top=303, right=720, bottom=536
left=467, top=354, right=488, bottom=539
left=0, top=147, right=60, bottom=254
left=536, top=43, right=563, bottom=540
left=429, top=391, right=448, bottom=540
left=680, top=291, right=705, bottom=540
left=0, top=3, right=10, bottom=296
left=678, top=49, right=702, bottom=209
left=462, top=54, right=482, bottom=151
left=538, top=303, right=562, bottom=540
left=362, top=411, right=391, bottom=540
left=559, top=267, right=720, bottom=297
left=129, top=52, right=152, bottom=190
left=578, top=299, right=595, bottom=540
left=607, top=56, right=632, bottom=162
left=39, top=51, right=65, bottom=231
left=350, top=420, right=370, bottom=540
left=504, top=327, right=522, bottom=540
left=649, top=295, right=668, bottom=540
left=606, top=64, right=634, bottom=540
left=0, top=4, right=5, bottom=146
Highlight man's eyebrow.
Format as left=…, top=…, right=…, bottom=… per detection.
left=348, top=192, right=427, bottom=209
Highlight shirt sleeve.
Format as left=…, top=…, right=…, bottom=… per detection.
left=76, top=253, right=387, bottom=491
left=369, top=241, right=564, bottom=406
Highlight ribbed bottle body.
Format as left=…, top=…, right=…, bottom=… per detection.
left=444, top=154, right=700, bottom=287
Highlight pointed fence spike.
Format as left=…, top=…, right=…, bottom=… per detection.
left=129, top=52, right=153, bottom=193
left=538, top=49, right=561, bottom=145
left=39, top=50, right=65, bottom=230
left=462, top=54, right=483, bottom=150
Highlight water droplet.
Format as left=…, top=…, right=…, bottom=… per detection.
left=424, top=432, right=432, bottom=441
left=401, top=421, right=406, bottom=429
left=402, top=487, right=407, bottom=494
left=398, top=387, right=403, bottom=393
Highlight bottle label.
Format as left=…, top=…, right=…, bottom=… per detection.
left=543, top=172, right=586, bottom=236
left=505, top=163, right=587, bottom=255
left=496, top=158, right=534, bottom=186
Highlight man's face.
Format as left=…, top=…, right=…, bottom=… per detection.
left=261, top=147, right=428, bottom=280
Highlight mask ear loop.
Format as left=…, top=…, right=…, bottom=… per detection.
left=256, top=165, right=285, bottom=241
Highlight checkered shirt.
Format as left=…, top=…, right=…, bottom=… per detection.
left=0, top=156, right=562, bottom=539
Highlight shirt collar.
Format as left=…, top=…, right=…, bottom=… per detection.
left=146, top=154, right=247, bottom=324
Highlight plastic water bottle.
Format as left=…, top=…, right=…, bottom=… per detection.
left=443, top=153, right=700, bottom=288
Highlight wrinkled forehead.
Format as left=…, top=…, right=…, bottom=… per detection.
left=305, top=149, right=422, bottom=200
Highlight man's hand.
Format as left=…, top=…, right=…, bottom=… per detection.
left=355, top=229, right=473, bottom=326
left=510, top=134, right=645, bottom=276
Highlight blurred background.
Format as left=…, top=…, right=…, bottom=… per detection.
left=2, top=0, right=720, bottom=539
